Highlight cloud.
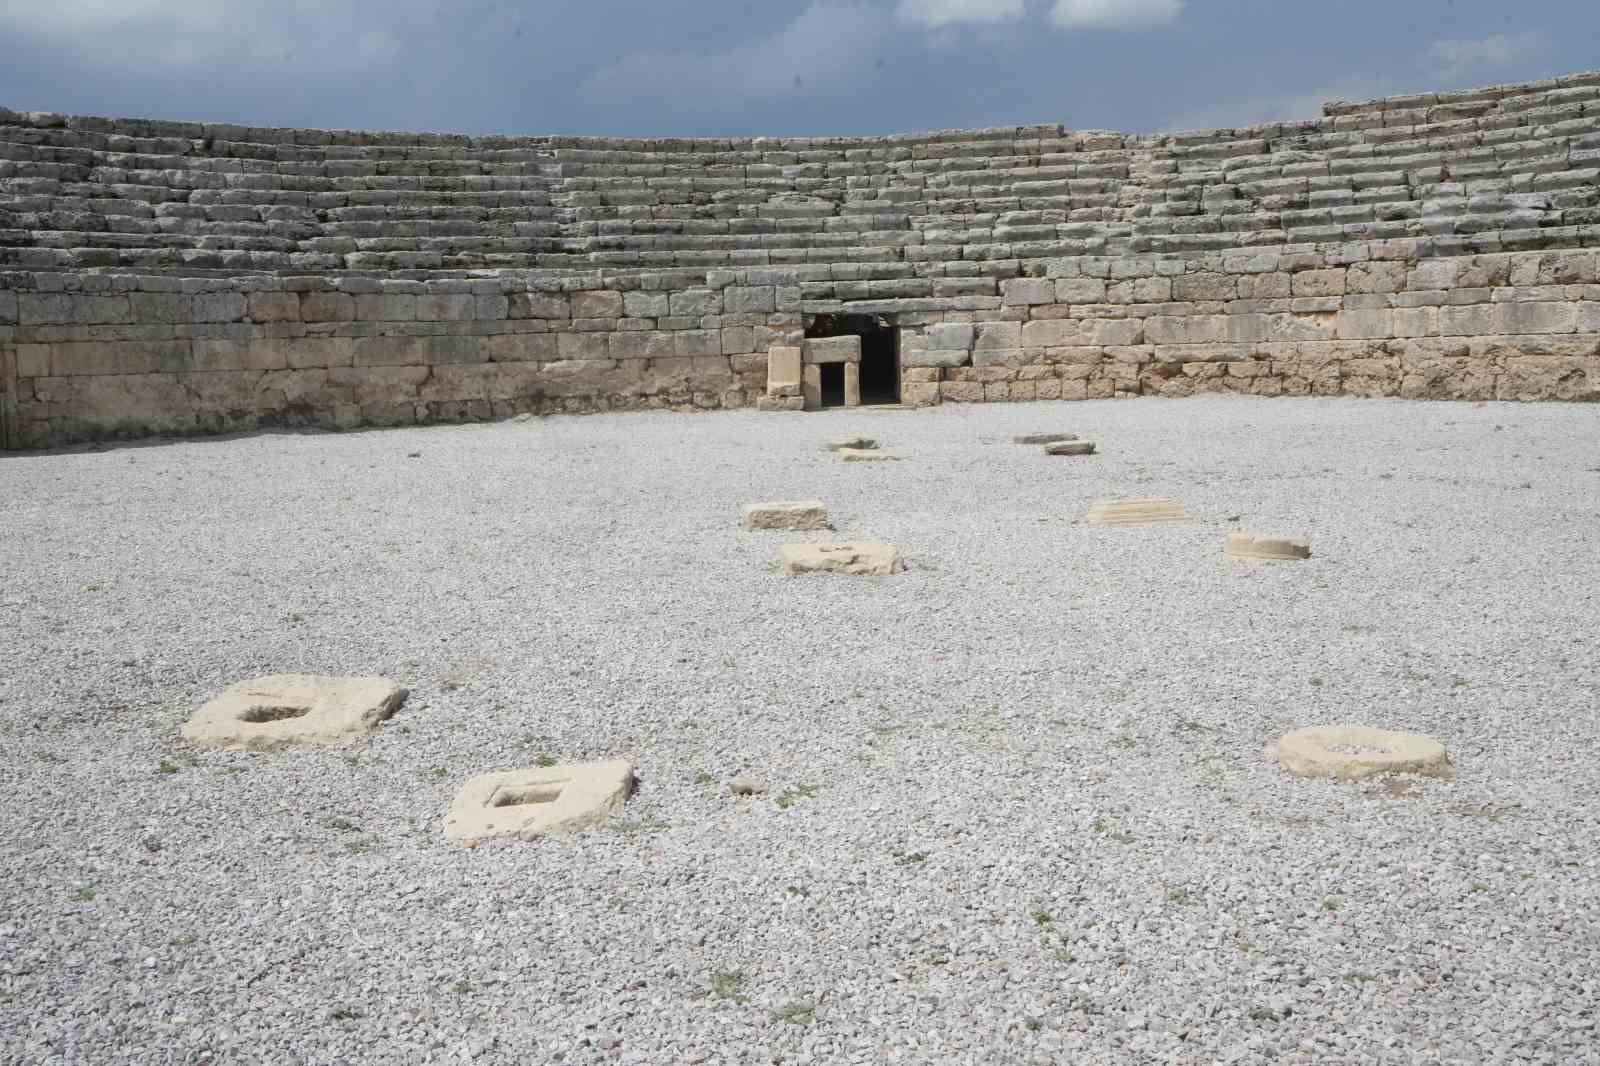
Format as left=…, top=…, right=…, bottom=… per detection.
left=1423, top=31, right=1550, bottom=79
left=584, top=3, right=891, bottom=110
left=0, top=0, right=406, bottom=74
left=1050, top=0, right=1182, bottom=30
left=895, top=0, right=1025, bottom=28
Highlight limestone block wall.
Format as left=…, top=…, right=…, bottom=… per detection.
left=3, top=68, right=1599, bottom=446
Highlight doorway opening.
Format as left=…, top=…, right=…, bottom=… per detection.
left=806, top=313, right=899, bottom=405
left=819, top=363, right=845, bottom=408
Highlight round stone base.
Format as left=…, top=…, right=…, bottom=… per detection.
left=1277, top=725, right=1452, bottom=781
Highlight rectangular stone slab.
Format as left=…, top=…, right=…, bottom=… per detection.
left=741, top=500, right=829, bottom=531
left=802, top=336, right=861, bottom=365
left=1086, top=498, right=1188, bottom=524
left=182, top=674, right=407, bottom=752
left=778, top=541, right=901, bottom=576
left=1013, top=433, right=1079, bottom=445
left=1224, top=533, right=1312, bottom=560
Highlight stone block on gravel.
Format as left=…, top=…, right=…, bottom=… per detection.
left=182, top=675, right=407, bottom=751
left=837, top=448, right=902, bottom=462
left=1044, top=441, right=1096, bottom=456
left=1277, top=726, right=1451, bottom=781
left=1225, top=533, right=1312, bottom=561
left=1086, top=498, right=1188, bottom=524
left=778, top=542, right=902, bottom=576
left=824, top=436, right=876, bottom=451
left=1013, top=433, right=1079, bottom=445
left=741, top=500, right=829, bottom=531
left=443, top=760, right=635, bottom=843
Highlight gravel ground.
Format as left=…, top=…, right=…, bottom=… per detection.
left=2, top=395, right=1599, bottom=1066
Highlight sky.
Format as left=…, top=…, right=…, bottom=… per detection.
left=0, top=0, right=1594, bottom=138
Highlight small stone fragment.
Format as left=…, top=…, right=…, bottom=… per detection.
left=1014, top=433, right=1078, bottom=445
left=741, top=500, right=829, bottom=531
left=730, top=775, right=766, bottom=796
left=1086, top=498, right=1187, bottom=524
left=778, top=541, right=902, bottom=576
left=837, top=448, right=902, bottom=462
left=182, top=675, right=407, bottom=752
left=1277, top=726, right=1451, bottom=781
left=1044, top=440, right=1096, bottom=456
left=825, top=436, right=876, bottom=452
left=443, top=760, right=635, bottom=843
left=1225, top=533, right=1312, bottom=561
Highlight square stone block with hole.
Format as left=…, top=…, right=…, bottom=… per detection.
left=741, top=500, right=829, bottom=531
left=182, top=675, right=407, bottom=751
left=778, top=541, right=901, bottom=576
left=443, top=760, right=635, bottom=843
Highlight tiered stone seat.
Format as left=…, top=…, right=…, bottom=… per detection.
left=3, top=72, right=1598, bottom=278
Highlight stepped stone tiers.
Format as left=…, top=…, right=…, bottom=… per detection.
left=2, top=69, right=1599, bottom=447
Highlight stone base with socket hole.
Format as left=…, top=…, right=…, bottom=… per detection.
left=444, top=760, right=635, bottom=844
left=182, top=674, right=407, bottom=752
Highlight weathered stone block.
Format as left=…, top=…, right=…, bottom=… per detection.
left=193, top=292, right=245, bottom=323
left=974, top=322, right=1022, bottom=349
left=248, top=292, right=300, bottom=323
left=509, top=292, right=570, bottom=319
left=741, top=500, right=828, bottom=531
left=444, top=761, right=634, bottom=843
left=414, top=294, right=474, bottom=322
left=923, top=323, right=974, bottom=350
left=723, top=286, right=775, bottom=313
left=571, top=291, right=624, bottom=319
left=803, top=336, right=860, bottom=364
left=1001, top=278, right=1056, bottom=305
left=777, top=542, right=901, bottom=576
left=623, top=291, right=670, bottom=318
left=300, top=292, right=354, bottom=322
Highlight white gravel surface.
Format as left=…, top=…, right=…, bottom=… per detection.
left=2, top=395, right=1598, bottom=1065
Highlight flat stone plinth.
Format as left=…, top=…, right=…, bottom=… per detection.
left=1044, top=440, right=1096, bottom=456
left=838, top=448, right=902, bottom=462
left=741, top=500, right=829, bottom=531
left=182, top=675, right=407, bottom=751
left=1278, top=726, right=1452, bottom=781
left=1225, top=533, right=1312, bottom=561
left=1014, top=433, right=1079, bottom=445
left=778, top=541, right=901, bottom=576
left=825, top=436, right=877, bottom=452
left=1086, top=498, right=1187, bottom=524
left=444, top=760, right=635, bottom=843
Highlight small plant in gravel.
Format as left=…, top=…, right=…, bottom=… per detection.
left=774, top=784, right=820, bottom=810
left=771, top=999, right=816, bottom=1025
left=1029, top=906, right=1052, bottom=927
left=1248, top=1005, right=1282, bottom=1024
left=892, top=850, right=928, bottom=867
left=1108, top=734, right=1137, bottom=751
left=1166, top=887, right=1195, bottom=906
left=709, top=970, right=748, bottom=1003
left=158, top=759, right=179, bottom=775
left=344, top=837, right=379, bottom=855
left=532, top=753, right=557, bottom=768
left=73, top=884, right=96, bottom=901
left=1322, top=897, right=1339, bottom=912
left=170, top=934, right=197, bottom=947
left=693, top=770, right=715, bottom=786
left=420, top=766, right=448, bottom=781
left=323, top=817, right=360, bottom=833
left=449, top=980, right=473, bottom=995
left=784, top=885, right=810, bottom=898
left=329, top=1006, right=362, bottom=1021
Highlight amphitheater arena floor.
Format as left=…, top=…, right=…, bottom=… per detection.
left=2, top=394, right=1597, bottom=1064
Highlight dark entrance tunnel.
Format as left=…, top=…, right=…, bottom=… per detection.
left=806, top=313, right=899, bottom=406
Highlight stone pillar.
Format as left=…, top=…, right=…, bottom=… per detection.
left=843, top=362, right=861, bottom=407
left=802, top=365, right=822, bottom=410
